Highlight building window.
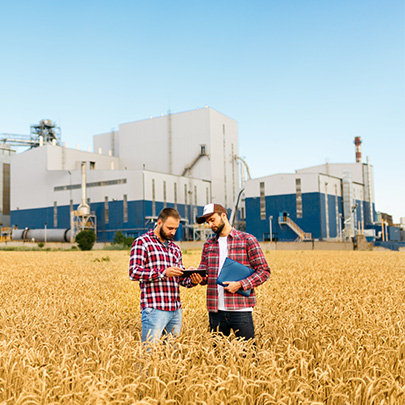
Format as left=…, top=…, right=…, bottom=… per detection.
left=163, top=181, right=167, bottom=208
left=335, top=184, right=339, bottom=236
left=194, top=185, right=198, bottom=222
left=90, top=161, right=95, bottom=170
left=53, top=201, right=58, bottom=227
left=105, top=196, right=109, bottom=224
left=184, top=184, right=188, bottom=220
left=174, top=183, right=178, bottom=209
left=70, top=199, right=73, bottom=213
left=123, top=194, right=128, bottom=223
left=324, top=182, right=329, bottom=238
left=2, top=163, right=10, bottom=215
left=206, top=187, right=209, bottom=205
left=296, top=178, right=302, bottom=218
left=260, top=182, right=266, bottom=220
left=55, top=178, right=127, bottom=192
left=152, top=179, right=156, bottom=217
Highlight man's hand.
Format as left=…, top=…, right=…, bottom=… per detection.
left=165, top=267, right=184, bottom=277
left=190, top=273, right=203, bottom=285
left=223, top=281, right=242, bottom=294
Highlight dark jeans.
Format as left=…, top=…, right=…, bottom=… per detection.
left=209, top=310, right=255, bottom=340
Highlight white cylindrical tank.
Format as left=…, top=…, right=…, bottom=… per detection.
left=12, top=229, right=72, bottom=242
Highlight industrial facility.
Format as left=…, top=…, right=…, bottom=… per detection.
left=245, top=160, right=375, bottom=242
left=8, top=108, right=242, bottom=242
left=2, top=108, right=404, bottom=248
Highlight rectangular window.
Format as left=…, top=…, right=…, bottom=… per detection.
left=184, top=184, right=188, bottom=220
left=335, top=185, right=339, bottom=235
left=2, top=163, right=10, bottom=215
left=53, top=201, right=58, bottom=227
left=105, top=196, right=109, bottom=224
left=123, top=194, right=128, bottom=222
left=296, top=178, right=302, bottom=218
left=54, top=178, right=127, bottom=192
left=90, top=161, right=95, bottom=170
left=194, top=185, right=198, bottom=222
left=152, top=179, right=156, bottom=216
left=174, top=183, right=178, bottom=210
left=260, top=182, right=266, bottom=220
left=206, top=187, right=209, bottom=205
left=163, top=181, right=167, bottom=208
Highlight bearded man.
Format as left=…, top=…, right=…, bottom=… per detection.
left=129, top=207, right=199, bottom=343
left=195, top=203, right=271, bottom=340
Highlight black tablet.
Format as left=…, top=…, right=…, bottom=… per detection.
left=180, top=269, right=207, bottom=277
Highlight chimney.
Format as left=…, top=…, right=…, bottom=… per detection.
left=77, top=162, right=90, bottom=216
left=354, top=137, right=362, bottom=163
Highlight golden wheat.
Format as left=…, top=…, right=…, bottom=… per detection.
left=0, top=250, right=404, bottom=404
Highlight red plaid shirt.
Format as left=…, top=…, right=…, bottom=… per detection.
left=199, top=228, right=270, bottom=312
left=129, top=229, right=194, bottom=311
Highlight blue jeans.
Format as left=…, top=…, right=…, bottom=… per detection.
left=141, top=308, right=182, bottom=343
left=209, top=311, right=255, bottom=340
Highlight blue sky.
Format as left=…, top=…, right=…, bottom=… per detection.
left=1, top=0, right=404, bottom=221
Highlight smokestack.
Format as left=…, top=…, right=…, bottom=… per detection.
left=77, top=162, right=90, bottom=215
left=354, top=136, right=362, bottom=163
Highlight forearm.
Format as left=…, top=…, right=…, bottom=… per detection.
left=129, top=264, right=165, bottom=281
left=240, top=267, right=270, bottom=290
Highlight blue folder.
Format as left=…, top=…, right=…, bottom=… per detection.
left=216, top=257, right=254, bottom=297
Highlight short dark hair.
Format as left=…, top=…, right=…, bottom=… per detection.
left=158, top=207, right=181, bottom=223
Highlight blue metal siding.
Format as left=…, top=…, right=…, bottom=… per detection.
left=362, top=201, right=376, bottom=227
left=245, top=192, right=343, bottom=242
left=11, top=199, right=205, bottom=242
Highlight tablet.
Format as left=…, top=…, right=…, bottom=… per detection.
left=180, top=269, right=207, bottom=277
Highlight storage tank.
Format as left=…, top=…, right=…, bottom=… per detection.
left=12, top=228, right=72, bottom=242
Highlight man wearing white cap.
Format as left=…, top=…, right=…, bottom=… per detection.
left=195, top=203, right=271, bottom=340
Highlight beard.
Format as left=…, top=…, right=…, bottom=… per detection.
left=212, top=218, right=225, bottom=235
left=159, top=226, right=174, bottom=241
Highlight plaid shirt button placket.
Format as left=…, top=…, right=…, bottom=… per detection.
left=129, top=229, right=192, bottom=311
left=199, top=228, right=271, bottom=312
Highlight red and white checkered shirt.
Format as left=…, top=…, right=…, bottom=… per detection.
left=129, top=229, right=194, bottom=311
left=199, top=228, right=271, bottom=312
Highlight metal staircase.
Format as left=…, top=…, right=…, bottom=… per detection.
left=278, top=214, right=312, bottom=241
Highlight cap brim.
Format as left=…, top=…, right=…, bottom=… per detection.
left=196, top=214, right=211, bottom=224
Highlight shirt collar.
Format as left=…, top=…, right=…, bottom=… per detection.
left=214, top=227, right=237, bottom=241
left=148, top=228, right=173, bottom=247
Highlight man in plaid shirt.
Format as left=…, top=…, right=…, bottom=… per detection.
left=194, top=203, right=271, bottom=340
left=129, top=207, right=199, bottom=343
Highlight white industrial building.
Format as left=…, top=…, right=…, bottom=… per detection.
left=0, top=144, right=14, bottom=227
left=244, top=159, right=376, bottom=242
left=10, top=107, right=240, bottom=241
left=94, top=107, right=239, bottom=208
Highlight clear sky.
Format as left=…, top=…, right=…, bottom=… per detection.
left=1, top=0, right=404, bottom=221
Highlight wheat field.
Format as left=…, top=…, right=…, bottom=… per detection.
left=0, top=249, right=404, bottom=404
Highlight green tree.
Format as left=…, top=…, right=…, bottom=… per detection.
left=113, top=231, right=126, bottom=245
left=113, top=231, right=134, bottom=248
left=75, top=230, right=96, bottom=251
